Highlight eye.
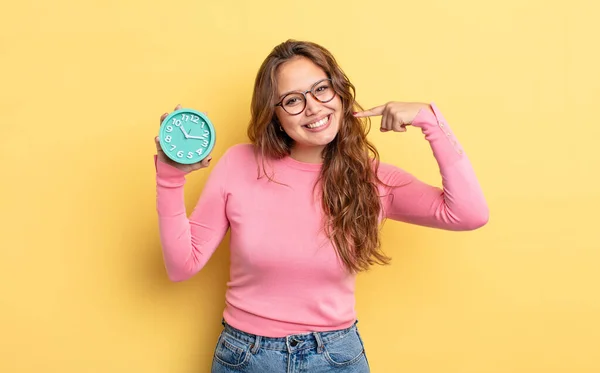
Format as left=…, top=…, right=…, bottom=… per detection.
left=284, top=95, right=303, bottom=106
left=315, top=83, right=331, bottom=94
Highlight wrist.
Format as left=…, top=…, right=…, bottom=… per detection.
left=417, top=102, right=433, bottom=115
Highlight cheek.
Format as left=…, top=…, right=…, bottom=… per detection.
left=279, top=116, right=301, bottom=131
left=327, top=97, right=344, bottom=114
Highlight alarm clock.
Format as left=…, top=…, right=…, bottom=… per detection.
left=158, top=108, right=216, bottom=164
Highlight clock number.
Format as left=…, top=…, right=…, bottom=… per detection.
left=172, top=119, right=181, bottom=127
left=203, top=129, right=209, bottom=136
left=177, top=151, right=184, bottom=158
left=199, top=121, right=205, bottom=129
left=182, top=114, right=189, bottom=122
left=187, top=152, right=194, bottom=159
left=191, top=116, right=199, bottom=124
left=166, top=125, right=173, bottom=132
left=170, top=144, right=176, bottom=151
left=165, top=135, right=172, bottom=143
left=196, top=149, right=204, bottom=156
left=201, top=140, right=208, bottom=147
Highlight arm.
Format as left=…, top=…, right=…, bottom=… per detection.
left=378, top=103, right=489, bottom=230
left=155, top=150, right=230, bottom=281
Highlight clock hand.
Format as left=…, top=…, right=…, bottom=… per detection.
left=179, top=125, right=188, bottom=138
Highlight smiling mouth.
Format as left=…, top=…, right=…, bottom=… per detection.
left=303, top=115, right=330, bottom=129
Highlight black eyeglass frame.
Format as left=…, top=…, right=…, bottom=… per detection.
left=274, top=78, right=336, bottom=116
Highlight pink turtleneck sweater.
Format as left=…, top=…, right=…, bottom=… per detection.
left=154, top=103, right=488, bottom=337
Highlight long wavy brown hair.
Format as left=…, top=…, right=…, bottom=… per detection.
left=247, top=40, right=391, bottom=274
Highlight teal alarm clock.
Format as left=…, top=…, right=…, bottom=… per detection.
left=158, top=108, right=216, bottom=164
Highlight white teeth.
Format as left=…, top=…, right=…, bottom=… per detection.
left=306, top=116, right=329, bottom=129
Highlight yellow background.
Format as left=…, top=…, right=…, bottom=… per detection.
left=1, top=0, right=599, bottom=372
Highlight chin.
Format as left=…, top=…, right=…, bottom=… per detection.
left=308, top=126, right=339, bottom=148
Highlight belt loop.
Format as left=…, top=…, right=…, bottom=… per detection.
left=313, top=332, right=325, bottom=354
left=251, top=335, right=261, bottom=354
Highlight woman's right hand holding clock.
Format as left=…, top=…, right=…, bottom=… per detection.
left=154, top=104, right=213, bottom=173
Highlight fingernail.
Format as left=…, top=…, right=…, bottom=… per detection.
left=208, top=157, right=212, bottom=162
left=352, top=112, right=357, bottom=115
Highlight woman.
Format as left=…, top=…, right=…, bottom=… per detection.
left=153, top=40, right=488, bottom=373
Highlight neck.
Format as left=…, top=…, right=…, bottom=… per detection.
left=290, top=145, right=325, bottom=164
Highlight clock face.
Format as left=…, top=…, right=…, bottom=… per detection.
left=158, top=108, right=216, bottom=165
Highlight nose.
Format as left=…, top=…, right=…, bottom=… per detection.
left=304, top=93, right=321, bottom=116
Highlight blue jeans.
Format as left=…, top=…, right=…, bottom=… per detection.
left=211, top=320, right=370, bottom=372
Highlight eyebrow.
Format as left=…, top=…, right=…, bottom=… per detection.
left=277, top=78, right=328, bottom=100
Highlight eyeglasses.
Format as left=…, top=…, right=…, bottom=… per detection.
left=274, top=78, right=336, bottom=115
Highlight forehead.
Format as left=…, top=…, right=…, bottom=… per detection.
left=276, top=56, right=328, bottom=94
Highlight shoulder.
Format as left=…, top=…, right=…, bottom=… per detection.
left=374, top=159, right=416, bottom=187
left=374, top=159, right=403, bottom=177
left=220, top=143, right=256, bottom=163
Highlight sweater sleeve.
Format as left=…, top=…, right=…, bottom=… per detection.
left=154, top=150, right=230, bottom=281
left=379, top=103, right=489, bottom=231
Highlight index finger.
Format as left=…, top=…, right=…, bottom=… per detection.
left=353, top=105, right=385, bottom=118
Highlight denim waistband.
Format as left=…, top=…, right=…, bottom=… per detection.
left=220, top=319, right=359, bottom=353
